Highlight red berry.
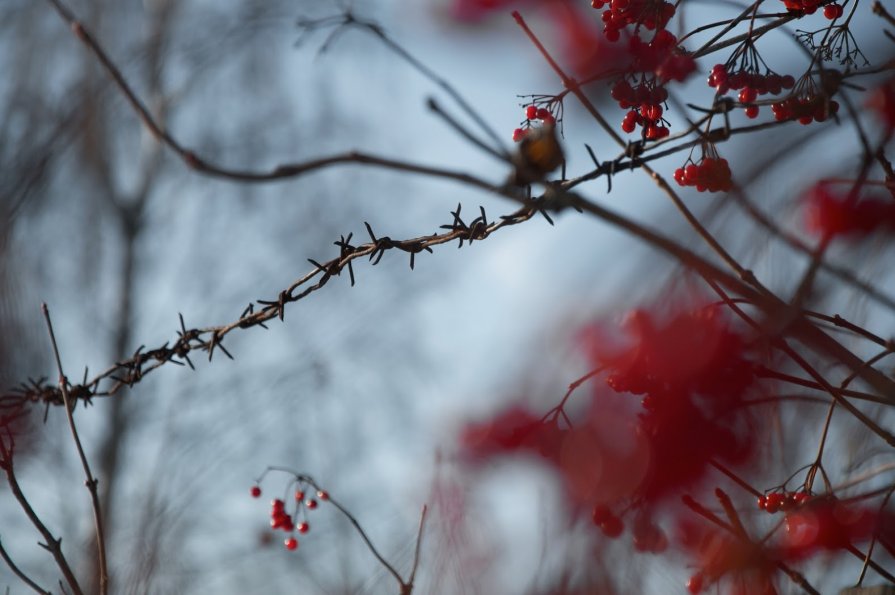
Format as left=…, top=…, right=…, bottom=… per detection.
left=295, top=490, right=305, bottom=501
left=745, top=105, right=760, bottom=119
left=250, top=486, right=262, bottom=498
left=599, top=515, right=624, bottom=538
left=593, top=506, right=624, bottom=538
left=674, top=167, right=687, bottom=185
left=535, top=107, right=551, bottom=121
left=739, top=87, right=757, bottom=103
left=285, top=537, right=298, bottom=551
left=512, top=128, right=526, bottom=142
left=525, top=105, right=538, bottom=120
left=687, top=573, right=704, bottom=594
left=316, top=490, right=330, bottom=501
left=792, top=491, right=811, bottom=506
left=592, top=504, right=613, bottom=525
left=305, top=499, right=318, bottom=510
left=823, top=3, right=843, bottom=19
left=765, top=492, right=784, bottom=513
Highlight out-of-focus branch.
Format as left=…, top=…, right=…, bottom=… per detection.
left=44, top=0, right=509, bottom=191
left=0, top=536, right=51, bottom=595
left=0, top=430, right=84, bottom=595
left=295, top=10, right=509, bottom=160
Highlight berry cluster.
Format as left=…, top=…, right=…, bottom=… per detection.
left=251, top=483, right=330, bottom=551
left=673, top=156, right=733, bottom=193
left=592, top=505, right=668, bottom=553
left=771, top=94, right=839, bottom=124
left=626, top=30, right=694, bottom=81
left=708, top=64, right=795, bottom=119
left=804, top=181, right=895, bottom=238
left=757, top=490, right=810, bottom=514
left=611, top=79, right=670, bottom=139
left=512, top=103, right=557, bottom=142
left=613, top=31, right=695, bottom=136
left=593, top=0, right=676, bottom=41
left=597, top=308, right=757, bottom=500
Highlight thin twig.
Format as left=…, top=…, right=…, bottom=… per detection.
left=41, top=304, right=108, bottom=595
left=405, top=505, right=428, bottom=595
left=257, top=469, right=419, bottom=594
left=45, top=0, right=509, bottom=189
left=0, top=537, right=51, bottom=595
left=0, top=432, right=84, bottom=595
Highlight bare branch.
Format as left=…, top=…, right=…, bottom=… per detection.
left=41, top=304, right=108, bottom=595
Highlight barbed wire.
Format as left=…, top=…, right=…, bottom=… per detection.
left=0, top=201, right=542, bottom=420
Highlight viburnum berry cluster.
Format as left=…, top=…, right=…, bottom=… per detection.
left=250, top=476, right=330, bottom=551
left=462, top=302, right=765, bottom=561
left=611, top=78, right=670, bottom=138
left=588, top=0, right=696, bottom=140
left=771, top=93, right=840, bottom=124
left=605, top=32, right=695, bottom=138
left=804, top=180, right=895, bottom=238
left=674, top=148, right=733, bottom=193
left=757, top=490, right=811, bottom=514
left=708, top=63, right=796, bottom=119
left=592, top=0, right=676, bottom=41
left=512, top=99, right=558, bottom=142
